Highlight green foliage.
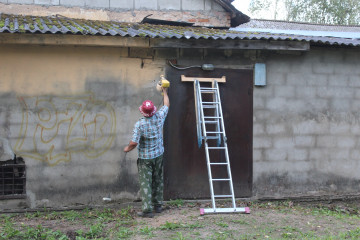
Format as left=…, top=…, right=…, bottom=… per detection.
left=285, top=0, right=360, bottom=24
left=248, top=0, right=360, bottom=25
left=168, top=199, right=185, bottom=207
left=160, top=221, right=182, bottom=230
left=138, top=226, right=155, bottom=237
left=116, top=227, right=134, bottom=239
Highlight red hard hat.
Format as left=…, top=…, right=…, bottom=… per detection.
left=139, top=100, right=157, bottom=117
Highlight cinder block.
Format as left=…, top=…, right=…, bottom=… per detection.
left=265, top=149, right=287, bottom=161
left=60, top=0, right=85, bottom=6
left=350, top=149, right=360, bottom=159
left=135, top=0, right=157, bottom=9
left=337, top=136, right=356, bottom=148
left=253, top=97, right=265, bottom=109
left=8, top=0, right=33, bottom=3
left=289, top=61, right=314, bottom=74
left=253, top=137, right=272, bottom=148
left=307, top=99, right=328, bottom=110
left=334, top=63, right=360, bottom=75
left=355, top=89, right=360, bottom=99
left=295, top=136, right=315, bottom=147
left=309, top=148, right=328, bottom=161
left=331, top=99, right=351, bottom=112
left=267, top=72, right=286, bottom=86
left=321, top=49, right=344, bottom=63
left=34, top=0, right=59, bottom=4
left=351, top=100, right=360, bottom=112
left=317, top=86, right=353, bottom=99
left=110, top=0, right=133, bottom=9
left=253, top=149, right=263, bottom=162
left=286, top=73, right=306, bottom=86
left=328, top=149, right=350, bottom=160
left=85, top=0, right=109, bottom=8
left=344, top=50, right=360, bottom=63
left=348, top=76, right=360, bottom=87
left=182, top=0, right=204, bottom=10
left=254, top=110, right=272, bottom=121
left=253, top=86, right=274, bottom=98
left=295, top=86, right=316, bottom=98
left=253, top=123, right=265, bottom=135
left=274, top=137, right=295, bottom=149
left=267, top=60, right=292, bottom=74
left=317, top=135, right=337, bottom=148
left=328, top=74, right=348, bottom=87
left=267, top=98, right=307, bottom=112
left=312, top=63, right=336, bottom=74
left=274, top=86, right=295, bottom=98
left=158, top=0, right=180, bottom=10
left=293, top=120, right=329, bottom=135
left=266, top=124, right=286, bottom=135
left=287, top=149, right=308, bottom=161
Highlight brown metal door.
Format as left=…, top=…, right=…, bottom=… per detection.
left=163, top=67, right=253, bottom=199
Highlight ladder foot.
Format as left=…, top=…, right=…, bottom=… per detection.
left=245, top=207, right=251, bottom=214
left=200, top=208, right=205, bottom=216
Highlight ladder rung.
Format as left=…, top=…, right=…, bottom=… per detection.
left=206, top=136, right=220, bottom=139
left=204, top=116, right=221, bottom=119
left=214, top=195, right=233, bottom=198
left=207, top=147, right=226, bottom=149
left=202, top=102, right=220, bottom=104
left=210, top=163, right=228, bottom=165
left=206, top=131, right=224, bottom=134
left=212, top=179, right=231, bottom=181
left=204, top=121, right=218, bottom=124
left=200, top=87, right=217, bottom=90
left=203, top=105, right=216, bottom=109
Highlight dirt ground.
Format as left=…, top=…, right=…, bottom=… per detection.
left=1, top=199, right=360, bottom=239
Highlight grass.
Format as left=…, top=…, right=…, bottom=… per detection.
left=0, top=200, right=359, bottom=239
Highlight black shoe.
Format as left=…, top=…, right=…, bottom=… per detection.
left=155, top=206, right=163, bottom=213
left=137, top=212, right=154, bottom=218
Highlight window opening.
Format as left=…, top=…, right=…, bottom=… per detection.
left=0, top=157, right=26, bottom=199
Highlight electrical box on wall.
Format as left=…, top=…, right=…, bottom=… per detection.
left=254, top=63, right=266, bottom=86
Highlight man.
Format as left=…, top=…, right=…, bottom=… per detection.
left=124, top=87, right=169, bottom=218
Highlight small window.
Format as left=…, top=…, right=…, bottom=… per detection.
left=0, top=157, right=26, bottom=199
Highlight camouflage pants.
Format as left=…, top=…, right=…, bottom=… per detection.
left=137, top=155, right=164, bottom=213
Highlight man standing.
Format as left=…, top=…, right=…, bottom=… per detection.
left=124, top=88, right=169, bottom=218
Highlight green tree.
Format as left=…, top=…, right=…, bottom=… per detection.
left=249, top=0, right=360, bottom=25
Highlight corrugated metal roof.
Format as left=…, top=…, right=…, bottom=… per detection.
left=0, top=13, right=359, bottom=47
left=237, top=19, right=360, bottom=32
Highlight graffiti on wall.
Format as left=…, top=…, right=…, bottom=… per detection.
left=14, top=93, right=116, bottom=166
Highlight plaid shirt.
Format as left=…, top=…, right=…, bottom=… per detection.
left=132, top=105, right=169, bottom=159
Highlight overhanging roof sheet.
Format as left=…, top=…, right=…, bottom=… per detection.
left=0, top=13, right=359, bottom=47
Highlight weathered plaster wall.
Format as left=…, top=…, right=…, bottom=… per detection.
left=0, top=1, right=230, bottom=27
left=253, top=47, right=360, bottom=198
left=0, top=44, right=165, bottom=208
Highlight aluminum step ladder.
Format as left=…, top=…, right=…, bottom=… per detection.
left=194, top=79, right=250, bottom=215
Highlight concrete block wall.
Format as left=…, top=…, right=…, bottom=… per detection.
left=253, top=48, right=360, bottom=198
left=0, top=44, right=167, bottom=209
left=0, top=0, right=229, bottom=27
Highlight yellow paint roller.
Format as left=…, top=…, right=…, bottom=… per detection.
left=156, top=75, right=170, bottom=94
